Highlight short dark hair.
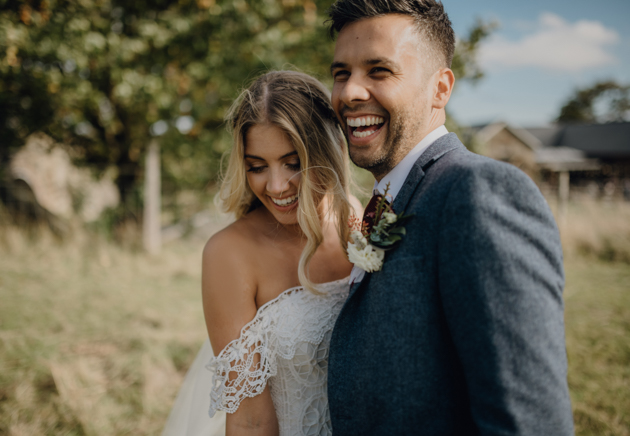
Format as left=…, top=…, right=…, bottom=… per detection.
left=326, top=0, right=455, bottom=68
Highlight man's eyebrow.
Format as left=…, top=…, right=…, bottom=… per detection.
left=244, top=151, right=298, bottom=160
left=330, top=58, right=401, bottom=75
left=330, top=61, right=348, bottom=75
left=365, top=58, right=401, bottom=70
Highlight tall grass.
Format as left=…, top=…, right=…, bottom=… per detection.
left=0, top=198, right=628, bottom=435
left=0, top=225, right=209, bottom=435
left=565, top=260, right=630, bottom=436
left=555, top=198, right=630, bottom=264
left=554, top=197, right=630, bottom=435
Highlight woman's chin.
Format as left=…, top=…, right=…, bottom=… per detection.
left=266, top=200, right=300, bottom=226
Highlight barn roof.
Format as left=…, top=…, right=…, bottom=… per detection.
left=526, top=122, right=630, bottom=159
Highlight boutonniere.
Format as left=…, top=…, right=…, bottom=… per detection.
left=347, top=183, right=412, bottom=273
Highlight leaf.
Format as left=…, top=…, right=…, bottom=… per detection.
left=389, top=227, right=406, bottom=235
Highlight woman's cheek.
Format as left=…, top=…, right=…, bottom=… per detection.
left=246, top=173, right=264, bottom=197
left=290, top=171, right=302, bottom=187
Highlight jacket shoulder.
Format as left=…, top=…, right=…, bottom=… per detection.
left=431, top=146, right=539, bottom=193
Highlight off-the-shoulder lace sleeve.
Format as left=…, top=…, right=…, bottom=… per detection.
left=205, top=278, right=350, bottom=418
left=205, top=305, right=279, bottom=417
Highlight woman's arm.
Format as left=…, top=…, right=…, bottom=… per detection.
left=202, top=229, right=279, bottom=436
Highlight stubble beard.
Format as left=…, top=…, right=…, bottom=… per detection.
left=347, top=112, right=421, bottom=181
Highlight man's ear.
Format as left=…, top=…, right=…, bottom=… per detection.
left=432, top=68, right=455, bottom=110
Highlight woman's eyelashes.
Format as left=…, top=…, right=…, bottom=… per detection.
left=246, top=164, right=265, bottom=173
left=246, top=161, right=301, bottom=173
left=286, top=161, right=301, bottom=171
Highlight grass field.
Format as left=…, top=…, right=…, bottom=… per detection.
left=565, top=260, right=630, bottom=436
left=0, top=230, right=208, bottom=435
left=0, top=199, right=629, bottom=435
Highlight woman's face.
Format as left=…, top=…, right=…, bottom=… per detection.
left=244, top=124, right=302, bottom=226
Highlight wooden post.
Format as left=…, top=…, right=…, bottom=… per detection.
left=558, top=170, right=570, bottom=228
left=143, top=140, right=161, bottom=254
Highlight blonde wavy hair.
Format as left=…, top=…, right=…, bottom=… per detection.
left=218, top=71, right=352, bottom=292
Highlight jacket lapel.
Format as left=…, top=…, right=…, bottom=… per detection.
left=347, top=133, right=462, bottom=300
left=392, top=132, right=461, bottom=214
left=348, top=279, right=364, bottom=299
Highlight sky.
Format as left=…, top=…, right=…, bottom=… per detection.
left=442, top=0, right=630, bottom=127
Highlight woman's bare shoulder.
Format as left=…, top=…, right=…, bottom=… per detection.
left=203, top=211, right=265, bottom=255
left=202, top=216, right=262, bottom=353
left=349, top=194, right=364, bottom=217
left=202, top=216, right=263, bottom=285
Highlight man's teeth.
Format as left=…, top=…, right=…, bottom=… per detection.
left=346, top=116, right=384, bottom=127
left=353, top=129, right=376, bottom=138
left=271, top=194, right=298, bottom=206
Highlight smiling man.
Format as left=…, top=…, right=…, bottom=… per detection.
left=330, top=12, right=452, bottom=181
left=326, top=1, right=575, bottom=435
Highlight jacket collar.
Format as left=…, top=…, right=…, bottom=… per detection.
left=392, top=133, right=461, bottom=215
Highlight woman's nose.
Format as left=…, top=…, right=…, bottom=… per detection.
left=266, top=169, right=291, bottom=196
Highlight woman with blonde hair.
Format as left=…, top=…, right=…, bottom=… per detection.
left=162, top=70, right=358, bottom=436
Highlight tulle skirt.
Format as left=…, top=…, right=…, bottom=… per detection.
left=161, top=339, right=226, bottom=436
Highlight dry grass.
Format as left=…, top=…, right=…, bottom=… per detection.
left=0, top=225, right=209, bottom=435
left=555, top=198, right=630, bottom=264
left=565, top=260, right=630, bottom=436
left=0, top=198, right=628, bottom=435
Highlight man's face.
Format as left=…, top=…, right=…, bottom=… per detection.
left=331, top=14, right=437, bottom=179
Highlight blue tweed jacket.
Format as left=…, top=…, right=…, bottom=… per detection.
left=328, top=133, right=574, bottom=435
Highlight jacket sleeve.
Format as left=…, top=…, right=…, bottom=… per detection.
left=438, top=161, right=574, bottom=436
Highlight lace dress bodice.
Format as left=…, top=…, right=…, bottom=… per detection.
left=206, top=276, right=350, bottom=436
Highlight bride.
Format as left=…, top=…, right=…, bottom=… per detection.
left=162, top=71, right=359, bottom=436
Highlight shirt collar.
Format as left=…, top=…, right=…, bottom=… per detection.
left=374, top=125, right=448, bottom=200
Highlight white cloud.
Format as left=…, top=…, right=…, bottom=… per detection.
left=480, top=12, right=619, bottom=72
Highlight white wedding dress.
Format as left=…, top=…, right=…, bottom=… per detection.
left=162, top=276, right=350, bottom=436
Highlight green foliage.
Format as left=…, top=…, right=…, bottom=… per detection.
left=447, top=18, right=496, bottom=151
left=0, top=0, right=335, bottom=197
left=557, top=80, right=630, bottom=124
left=1, top=1, right=492, bottom=206
left=451, top=18, right=497, bottom=85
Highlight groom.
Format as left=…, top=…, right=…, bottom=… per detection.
left=326, top=1, right=574, bottom=434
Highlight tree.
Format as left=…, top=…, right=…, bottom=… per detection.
left=1, top=0, right=493, bottom=213
left=557, top=80, right=630, bottom=124
left=1, top=0, right=334, bottom=204
left=451, top=18, right=497, bottom=86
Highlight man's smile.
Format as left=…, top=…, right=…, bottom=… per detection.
left=346, top=116, right=386, bottom=138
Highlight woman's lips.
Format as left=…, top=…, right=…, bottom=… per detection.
left=268, top=194, right=299, bottom=213
left=270, top=194, right=298, bottom=207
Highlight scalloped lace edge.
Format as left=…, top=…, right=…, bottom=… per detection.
left=206, top=276, right=349, bottom=416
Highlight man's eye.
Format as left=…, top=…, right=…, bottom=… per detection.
left=370, top=67, right=391, bottom=75
left=333, top=70, right=350, bottom=81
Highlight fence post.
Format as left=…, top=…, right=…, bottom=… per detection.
left=143, top=140, right=161, bottom=254
left=558, top=170, right=570, bottom=228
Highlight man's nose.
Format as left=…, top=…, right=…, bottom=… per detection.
left=339, top=75, right=370, bottom=105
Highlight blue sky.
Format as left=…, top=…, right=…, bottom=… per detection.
left=443, top=0, right=630, bottom=127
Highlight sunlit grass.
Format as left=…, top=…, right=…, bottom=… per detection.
left=565, top=260, right=630, bottom=436
left=0, top=198, right=628, bottom=435
left=0, top=226, right=208, bottom=435
left=556, top=198, right=630, bottom=264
